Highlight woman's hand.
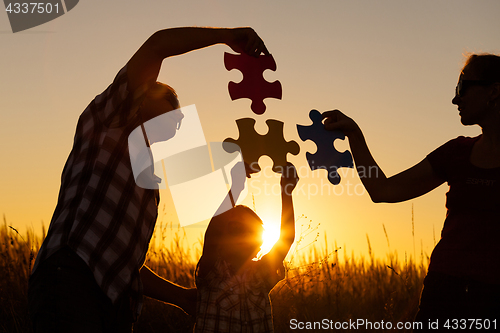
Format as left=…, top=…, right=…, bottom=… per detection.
left=322, top=109, right=361, bottom=137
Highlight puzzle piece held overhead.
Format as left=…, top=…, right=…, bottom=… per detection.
left=223, top=118, right=299, bottom=173
left=224, top=52, right=282, bottom=115
left=297, top=110, right=354, bottom=185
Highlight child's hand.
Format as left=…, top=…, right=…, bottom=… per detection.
left=228, top=161, right=258, bottom=195
left=280, top=163, right=299, bottom=195
left=244, top=161, right=259, bottom=178
left=229, top=161, right=247, bottom=193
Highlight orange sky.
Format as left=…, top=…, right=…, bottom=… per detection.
left=1, top=0, right=499, bottom=263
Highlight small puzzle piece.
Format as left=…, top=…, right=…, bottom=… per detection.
left=224, top=52, right=282, bottom=115
left=223, top=118, right=299, bottom=173
left=297, top=110, right=354, bottom=185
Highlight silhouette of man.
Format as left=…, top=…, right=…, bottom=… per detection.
left=28, top=27, right=269, bottom=333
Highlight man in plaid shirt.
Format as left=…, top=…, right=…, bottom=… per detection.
left=28, top=27, right=269, bottom=333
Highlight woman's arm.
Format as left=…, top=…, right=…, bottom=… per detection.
left=323, top=110, right=445, bottom=203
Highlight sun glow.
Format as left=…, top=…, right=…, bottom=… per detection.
left=258, top=221, right=281, bottom=257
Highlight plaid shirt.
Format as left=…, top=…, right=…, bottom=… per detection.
left=195, top=258, right=281, bottom=333
left=32, top=66, right=158, bottom=318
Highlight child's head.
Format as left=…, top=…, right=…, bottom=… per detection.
left=211, top=205, right=264, bottom=264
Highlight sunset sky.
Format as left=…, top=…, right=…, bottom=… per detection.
left=1, top=0, right=499, bottom=262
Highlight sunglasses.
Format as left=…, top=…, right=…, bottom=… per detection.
left=455, top=79, right=496, bottom=97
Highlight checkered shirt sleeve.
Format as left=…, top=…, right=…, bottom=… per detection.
left=32, top=66, right=159, bottom=318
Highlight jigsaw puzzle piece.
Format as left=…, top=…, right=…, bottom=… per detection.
left=297, top=110, right=353, bottom=185
left=223, top=118, right=299, bottom=173
left=224, top=119, right=263, bottom=171
left=264, top=120, right=300, bottom=172
left=224, top=52, right=282, bottom=115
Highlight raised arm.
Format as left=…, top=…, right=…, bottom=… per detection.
left=197, top=161, right=251, bottom=276
left=264, top=163, right=299, bottom=265
left=127, top=27, right=269, bottom=92
left=322, top=110, right=444, bottom=203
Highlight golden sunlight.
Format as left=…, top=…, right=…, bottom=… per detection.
left=259, top=221, right=281, bottom=257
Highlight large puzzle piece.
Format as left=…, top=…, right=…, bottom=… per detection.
left=224, top=52, right=282, bottom=115
left=223, top=118, right=299, bottom=173
left=297, top=110, right=354, bottom=185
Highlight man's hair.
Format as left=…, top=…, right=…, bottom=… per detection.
left=463, top=53, right=500, bottom=82
left=147, top=82, right=180, bottom=109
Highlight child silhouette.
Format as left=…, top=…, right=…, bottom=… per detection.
left=194, top=163, right=299, bottom=333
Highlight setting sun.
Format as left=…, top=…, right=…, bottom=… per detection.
left=258, top=221, right=281, bottom=257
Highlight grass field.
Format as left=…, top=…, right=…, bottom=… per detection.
left=0, top=217, right=427, bottom=333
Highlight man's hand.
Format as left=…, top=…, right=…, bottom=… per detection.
left=127, top=27, right=270, bottom=93
left=225, top=27, right=270, bottom=57
left=177, top=287, right=197, bottom=317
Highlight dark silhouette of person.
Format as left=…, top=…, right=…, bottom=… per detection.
left=28, top=27, right=269, bottom=333
left=195, top=162, right=299, bottom=332
left=323, top=53, right=500, bottom=331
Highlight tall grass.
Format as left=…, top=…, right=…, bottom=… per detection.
left=0, top=216, right=42, bottom=333
left=0, top=217, right=426, bottom=333
left=272, top=235, right=426, bottom=332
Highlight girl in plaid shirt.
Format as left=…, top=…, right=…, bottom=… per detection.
left=194, top=163, right=299, bottom=333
